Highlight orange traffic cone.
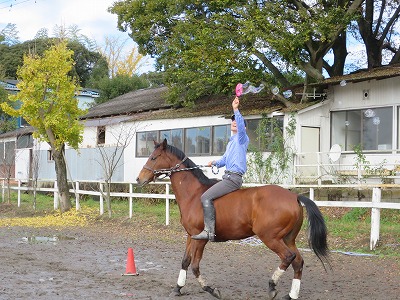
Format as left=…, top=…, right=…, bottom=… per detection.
left=122, top=248, right=139, bottom=276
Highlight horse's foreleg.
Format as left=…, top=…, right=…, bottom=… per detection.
left=171, top=237, right=192, bottom=296
left=191, top=240, right=221, bottom=299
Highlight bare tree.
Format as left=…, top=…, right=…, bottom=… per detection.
left=95, top=121, right=137, bottom=217
left=0, top=140, right=17, bottom=203
left=29, top=140, right=40, bottom=210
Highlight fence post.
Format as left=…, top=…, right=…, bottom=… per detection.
left=370, top=187, right=381, bottom=250
left=54, top=180, right=59, bottom=210
left=1, top=179, right=4, bottom=202
left=75, top=181, right=80, bottom=211
left=17, top=180, right=21, bottom=207
left=165, top=183, right=170, bottom=226
left=99, top=182, right=104, bottom=215
left=309, top=187, right=314, bottom=201
left=129, top=183, right=133, bottom=219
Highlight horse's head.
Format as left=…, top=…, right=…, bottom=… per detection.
left=136, top=138, right=175, bottom=186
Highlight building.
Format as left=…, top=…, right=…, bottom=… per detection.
left=1, top=64, right=400, bottom=185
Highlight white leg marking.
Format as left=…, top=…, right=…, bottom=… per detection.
left=177, top=269, right=187, bottom=287
left=271, top=267, right=285, bottom=284
left=197, top=274, right=207, bottom=288
left=288, top=279, right=301, bottom=299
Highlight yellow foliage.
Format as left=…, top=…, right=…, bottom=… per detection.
left=0, top=207, right=98, bottom=228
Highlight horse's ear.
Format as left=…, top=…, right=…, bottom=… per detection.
left=162, top=138, right=168, bottom=149
left=153, top=140, right=158, bottom=146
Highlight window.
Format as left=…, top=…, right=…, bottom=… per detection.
left=184, top=127, right=210, bottom=155
left=160, top=129, right=183, bottom=151
left=135, top=118, right=286, bottom=157
left=212, top=125, right=230, bottom=155
left=136, top=131, right=158, bottom=157
left=17, top=134, right=33, bottom=149
left=47, top=150, right=54, bottom=161
left=97, top=126, right=105, bottom=145
left=247, top=117, right=284, bottom=151
left=331, top=107, right=393, bottom=151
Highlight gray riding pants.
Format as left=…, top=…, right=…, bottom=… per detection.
left=200, top=172, right=243, bottom=205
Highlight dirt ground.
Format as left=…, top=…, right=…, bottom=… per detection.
left=0, top=222, right=398, bottom=300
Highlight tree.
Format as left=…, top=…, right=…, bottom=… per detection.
left=109, top=0, right=364, bottom=106
left=99, top=36, right=146, bottom=78
left=1, top=41, right=86, bottom=213
left=90, top=74, right=150, bottom=105
left=0, top=24, right=109, bottom=87
left=0, top=23, right=20, bottom=46
left=95, top=122, right=137, bottom=217
left=355, top=0, right=400, bottom=69
left=0, top=76, right=17, bottom=133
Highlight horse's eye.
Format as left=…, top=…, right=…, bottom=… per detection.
left=151, top=156, right=157, bottom=161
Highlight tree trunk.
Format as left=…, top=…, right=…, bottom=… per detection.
left=53, top=145, right=71, bottom=212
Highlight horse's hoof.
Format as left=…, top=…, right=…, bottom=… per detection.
left=170, top=286, right=182, bottom=297
left=267, top=279, right=278, bottom=299
left=211, top=288, right=221, bottom=299
left=268, top=291, right=278, bottom=299
left=281, top=295, right=292, bottom=300
left=204, top=286, right=221, bottom=299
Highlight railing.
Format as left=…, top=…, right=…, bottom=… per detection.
left=293, top=150, right=400, bottom=185
left=1, top=179, right=400, bottom=251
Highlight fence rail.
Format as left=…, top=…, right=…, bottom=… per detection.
left=1, top=179, right=399, bottom=251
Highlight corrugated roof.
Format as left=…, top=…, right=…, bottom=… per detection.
left=82, top=86, right=171, bottom=119
left=82, top=84, right=314, bottom=122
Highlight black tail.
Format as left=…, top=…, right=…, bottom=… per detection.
left=298, top=195, right=332, bottom=271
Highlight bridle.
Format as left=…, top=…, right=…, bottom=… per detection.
left=143, top=155, right=218, bottom=178
left=143, top=156, right=190, bottom=178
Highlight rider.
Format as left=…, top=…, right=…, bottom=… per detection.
left=192, top=96, right=249, bottom=241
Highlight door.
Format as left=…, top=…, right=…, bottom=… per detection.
left=299, top=126, right=320, bottom=182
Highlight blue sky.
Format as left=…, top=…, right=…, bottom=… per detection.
left=0, top=0, right=155, bottom=73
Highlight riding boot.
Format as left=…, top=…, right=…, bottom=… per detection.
left=191, top=200, right=216, bottom=241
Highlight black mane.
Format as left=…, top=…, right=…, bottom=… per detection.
left=166, top=145, right=218, bottom=186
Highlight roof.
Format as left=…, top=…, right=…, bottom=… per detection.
left=0, top=126, right=35, bottom=139
left=312, top=63, right=400, bottom=87
left=82, top=84, right=314, bottom=122
left=82, top=86, right=171, bottom=119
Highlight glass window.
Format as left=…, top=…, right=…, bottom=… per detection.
left=212, top=125, right=230, bottom=155
left=185, top=127, right=210, bottom=155
left=136, top=131, right=158, bottom=157
left=331, top=107, right=393, bottom=151
left=160, top=129, right=183, bottom=150
left=17, top=134, right=33, bottom=149
left=247, top=117, right=284, bottom=152
left=97, top=126, right=105, bottom=145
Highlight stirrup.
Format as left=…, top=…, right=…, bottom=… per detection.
left=191, top=230, right=215, bottom=241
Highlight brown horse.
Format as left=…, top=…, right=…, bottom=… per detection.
left=136, top=139, right=331, bottom=300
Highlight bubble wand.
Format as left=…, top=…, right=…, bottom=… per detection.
left=235, top=81, right=265, bottom=97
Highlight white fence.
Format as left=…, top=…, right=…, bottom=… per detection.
left=2, top=179, right=400, bottom=251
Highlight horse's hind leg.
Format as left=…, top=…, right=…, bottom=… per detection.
left=281, top=241, right=304, bottom=300
left=171, top=237, right=192, bottom=296
left=191, top=239, right=221, bottom=299
left=260, top=238, right=297, bottom=300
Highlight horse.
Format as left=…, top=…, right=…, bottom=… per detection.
left=136, top=139, right=331, bottom=300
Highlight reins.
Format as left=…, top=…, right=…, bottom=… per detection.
left=144, top=156, right=218, bottom=179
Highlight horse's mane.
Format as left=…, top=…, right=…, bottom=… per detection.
left=165, top=144, right=218, bottom=186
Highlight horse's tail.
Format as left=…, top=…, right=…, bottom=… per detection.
left=298, top=195, right=332, bottom=271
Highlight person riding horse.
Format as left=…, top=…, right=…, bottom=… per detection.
left=191, top=96, right=249, bottom=242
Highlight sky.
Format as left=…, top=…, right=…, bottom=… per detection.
left=0, top=0, right=155, bottom=73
